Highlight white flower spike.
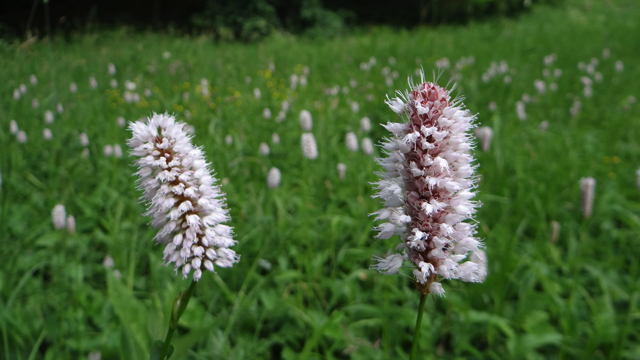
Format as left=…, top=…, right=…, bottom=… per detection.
left=372, top=71, right=485, bottom=296
left=128, top=113, right=239, bottom=280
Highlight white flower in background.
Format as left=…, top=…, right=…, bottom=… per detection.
left=275, top=111, right=286, bottom=122
left=45, top=110, right=54, bottom=124
left=108, top=63, right=116, bottom=75
left=570, top=99, right=581, bottom=118
left=521, top=93, right=531, bottom=103
left=114, top=144, right=123, bottom=158
left=43, top=128, right=52, bottom=140
left=303, top=66, right=310, bottom=76
left=549, top=83, right=558, bottom=91
left=145, top=88, right=153, bottom=97
left=80, top=133, right=89, bottom=146
left=361, top=117, right=371, bottom=132
left=474, top=126, right=493, bottom=152
left=183, top=92, right=189, bottom=101
left=125, top=80, right=136, bottom=91
left=362, top=137, right=374, bottom=155
left=586, top=64, right=595, bottom=75
left=544, top=54, right=556, bottom=66
left=30, top=75, right=38, bottom=85
left=32, top=98, right=39, bottom=109
left=281, top=100, right=290, bottom=112
left=67, top=215, right=76, bottom=234
left=117, top=116, right=126, bottom=127
left=263, top=108, right=272, bottom=119
left=350, top=78, right=358, bottom=88
left=516, top=101, right=527, bottom=121
left=351, top=101, right=360, bottom=113
left=82, top=148, right=90, bottom=158
left=110, top=79, right=118, bottom=89
left=300, top=110, right=313, bottom=131
left=89, top=77, right=97, bottom=89
left=543, top=69, right=551, bottom=78
left=372, top=72, right=484, bottom=296
left=290, top=74, right=298, bottom=90
left=488, top=101, right=497, bottom=111
left=579, top=177, right=596, bottom=219
left=435, top=57, right=450, bottom=70
left=10, top=120, right=18, bottom=134
left=70, top=82, right=77, bottom=93
left=267, top=167, right=281, bottom=188
left=594, top=72, right=603, bottom=82
left=245, top=76, right=251, bottom=84
left=540, top=120, right=549, bottom=131
left=13, top=89, right=21, bottom=100
left=20, top=84, right=27, bottom=94
left=184, top=110, right=192, bottom=120
left=52, top=204, right=66, bottom=229
left=389, top=57, right=396, bottom=64
left=128, top=113, right=239, bottom=280
left=259, top=142, right=270, bottom=156
left=590, top=57, right=599, bottom=66
left=269, top=62, right=275, bottom=72
left=103, top=255, right=115, bottom=269
left=17, top=130, right=27, bottom=143
left=57, top=103, right=64, bottom=113
left=225, top=135, right=233, bottom=145
left=88, top=351, right=101, bottom=360
left=554, top=68, right=562, bottom=78
left=300, top=76, right=307, bottom=87
left=103, top=144, right=113, bottom=156
left=503, top=75, right=512, bottom=84
left=337, top=163, right=347, bottom=180
left=534, top=79, right=546, bottom=94
left=615, top=61, right=624, bottom=72
left=346, top=132, right=358, bottom=152
left=301, top=133, right=318, bottom=160
left=253, top=88, right=261, bottom=99
left=272, top=133, right=280, bottom=144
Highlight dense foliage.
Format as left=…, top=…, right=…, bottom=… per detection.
left=0, top=0, right=563, bottom=41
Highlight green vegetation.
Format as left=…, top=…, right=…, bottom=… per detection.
left=1, top=0, right=639, bottom=358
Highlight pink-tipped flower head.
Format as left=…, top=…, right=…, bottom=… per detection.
left=372, top=72, right=485, bottom=296
left=128, top=113, right=239, bottom=280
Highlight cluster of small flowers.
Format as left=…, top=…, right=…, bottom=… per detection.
left=372, top=73, right=485, bottom=296
left=128, top=113, right=239, bottom=280
left=482, top=60, right=509, bottom=83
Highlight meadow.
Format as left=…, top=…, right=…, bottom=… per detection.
left=1, top=0, right=640, bottom=358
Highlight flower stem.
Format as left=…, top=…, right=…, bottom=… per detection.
left=410, top=293, right=428, bottom=360
left=160, top=280, right=198, bottom=360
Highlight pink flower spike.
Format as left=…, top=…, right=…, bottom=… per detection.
left=371, top=71, right=485, bottom=296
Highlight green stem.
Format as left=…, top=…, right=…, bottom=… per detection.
left=410, top=293, right=428, bottom=360
left=160, top=280, right=198, bottom=360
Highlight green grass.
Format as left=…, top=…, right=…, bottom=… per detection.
left=2, top=0, right=640, bottom=358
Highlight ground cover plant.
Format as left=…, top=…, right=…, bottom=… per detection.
left=1, top=0, right=640, bottom=358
